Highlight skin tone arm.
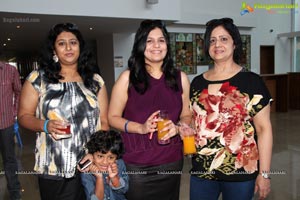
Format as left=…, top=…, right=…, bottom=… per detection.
left=108, top=162, right=120, bottom=187
left=89, top=164, right=105, bottom=200
left=161, top=71, right=192, bottom=140
left=97, top=84, right=109, bottom=131
left=253, top=104, right=273, bottom=200
left=108, top=70, right=158, bottom=134
left=18, top=80, right=67, bottom=139
left=177, top=71, right=192, bottom=124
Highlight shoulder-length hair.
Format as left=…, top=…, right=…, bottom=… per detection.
left=204, top=18, right=243, bottom=64
left=128, top=20, right=179, bottom=94
left=38, top=23, right=99, bottom=93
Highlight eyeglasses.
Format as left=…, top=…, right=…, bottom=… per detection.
left=206, top=18, right=233, bottom=27
left=209, top=36, right=231, bottom=46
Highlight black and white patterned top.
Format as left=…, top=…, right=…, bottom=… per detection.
left=27, top=70, right=104, bottom=178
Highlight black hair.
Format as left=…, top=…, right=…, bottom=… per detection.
left=86, top=130, right=125, bottom=159
left=204, top=18, right=243, bottom=64
left=38, top=23, right=100, bottom=93
left=128, top=19, right=179, bottom=94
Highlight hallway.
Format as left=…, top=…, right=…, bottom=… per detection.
left=1, top=110, right=300, bottom=200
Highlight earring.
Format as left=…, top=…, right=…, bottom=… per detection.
left=53, top=55, right=59, bottom=63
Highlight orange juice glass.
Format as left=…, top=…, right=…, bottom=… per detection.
left=157, top=119, right=170, bottom=144
left=179, top=122, right=196, bottom=156
left=183, top=135, right=196, bottom=155
left=157, top=110, right=170, bottom=145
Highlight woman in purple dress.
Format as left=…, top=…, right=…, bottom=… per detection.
left=108, top=20, right=191, bottom=200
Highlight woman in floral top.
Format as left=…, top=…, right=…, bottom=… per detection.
left=189, top=18, right=273, bottom=200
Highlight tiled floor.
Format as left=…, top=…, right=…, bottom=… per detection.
left=1, top=110, right=300, bottom=200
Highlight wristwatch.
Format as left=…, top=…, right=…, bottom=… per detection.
left=260, top=172, right=271, bottom=179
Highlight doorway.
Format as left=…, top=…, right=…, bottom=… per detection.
left=260, top=46, right=274, bottom=74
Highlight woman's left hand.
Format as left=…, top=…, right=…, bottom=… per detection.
left=160, top=120, right=179, bottom=141
left=255, top=175, right=271, bottom=199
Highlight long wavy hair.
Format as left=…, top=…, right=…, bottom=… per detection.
left=128, top=20, right=179, bottom=94
left=38, top=23, right=99, bottom=93
left=204, top=18, right=243, bottom=64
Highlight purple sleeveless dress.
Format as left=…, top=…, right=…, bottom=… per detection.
left=122, top=72, right=183, bottom=166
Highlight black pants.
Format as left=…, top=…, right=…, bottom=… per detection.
left=125, top=159, right=183, bottom=200
left=38, top=175, right=86, bottom=200
left=0, top=125, right=21, bottom=200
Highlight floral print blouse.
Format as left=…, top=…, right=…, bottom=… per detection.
left=27, top=70, right=104, bottom=178
left=190, top=70, right=272, bottom=181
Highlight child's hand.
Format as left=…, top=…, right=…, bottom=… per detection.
left=89, top=164, right=103, bottom=178
left=108, top=162, right=118, bottom=179
left=108, top=162, right=120, bottom=187
left=77, top=154, right=93, bottom=172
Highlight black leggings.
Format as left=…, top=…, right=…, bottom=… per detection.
left=125, top=159, right=183, bottom=200
left=38, top=175, right=86, bottom=200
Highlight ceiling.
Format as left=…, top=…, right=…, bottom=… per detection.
left=0, top=12, right=148, bottom=61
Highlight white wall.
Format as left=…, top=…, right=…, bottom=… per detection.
left=0, top=0, right=181, bottom=20
left=113, top=33, right=135, bottom=80
left=178, top=0, right=292, bottom=74
left=112, top=0, right=293, bottom=83
left=1, top=0, right=294, bottom=80
left=113, top=27, right=209, bottom=82
left=294, top=0, right=300, bottom=31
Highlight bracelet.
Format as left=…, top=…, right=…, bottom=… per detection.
left=43, top=120, right=49, bottom=134
left=124, top=120, right=130, bottom=133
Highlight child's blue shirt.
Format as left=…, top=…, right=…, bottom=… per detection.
left=81, top=159, right=128, bottom=200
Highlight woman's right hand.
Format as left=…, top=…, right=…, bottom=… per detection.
left=46, top=120, right=70, bottom=140
left=140, top=110, right=160, bottom=135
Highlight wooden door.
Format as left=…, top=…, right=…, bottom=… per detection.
left=260, top=46, right=274, bottom=74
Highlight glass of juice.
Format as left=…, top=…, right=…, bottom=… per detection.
left=157, top=110, right=170, bottom=145
left=57, top=121, right=71, bottom=139
left=183, top=134, right=196, bottom=156
left=180, top=123, right=196, bottom=156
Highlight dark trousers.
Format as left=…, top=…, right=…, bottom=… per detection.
left=0, top=125, right=21, bottom=200
left=190, top=175, right=255, bottom=200
left=38, top=175, right=86, bottom=200
left=125, top=159, right=183, bottom=200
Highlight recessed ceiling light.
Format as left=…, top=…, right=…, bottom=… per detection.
left=89, top=27, right=93, bottom=30
left=3, top=43, right=7, bottom=46
left=7, top=38, right=11, bottom=41
left=16, top=25, right=21, bottom=29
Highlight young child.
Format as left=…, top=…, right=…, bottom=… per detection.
left=80, top=130, right=128, bottom=200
